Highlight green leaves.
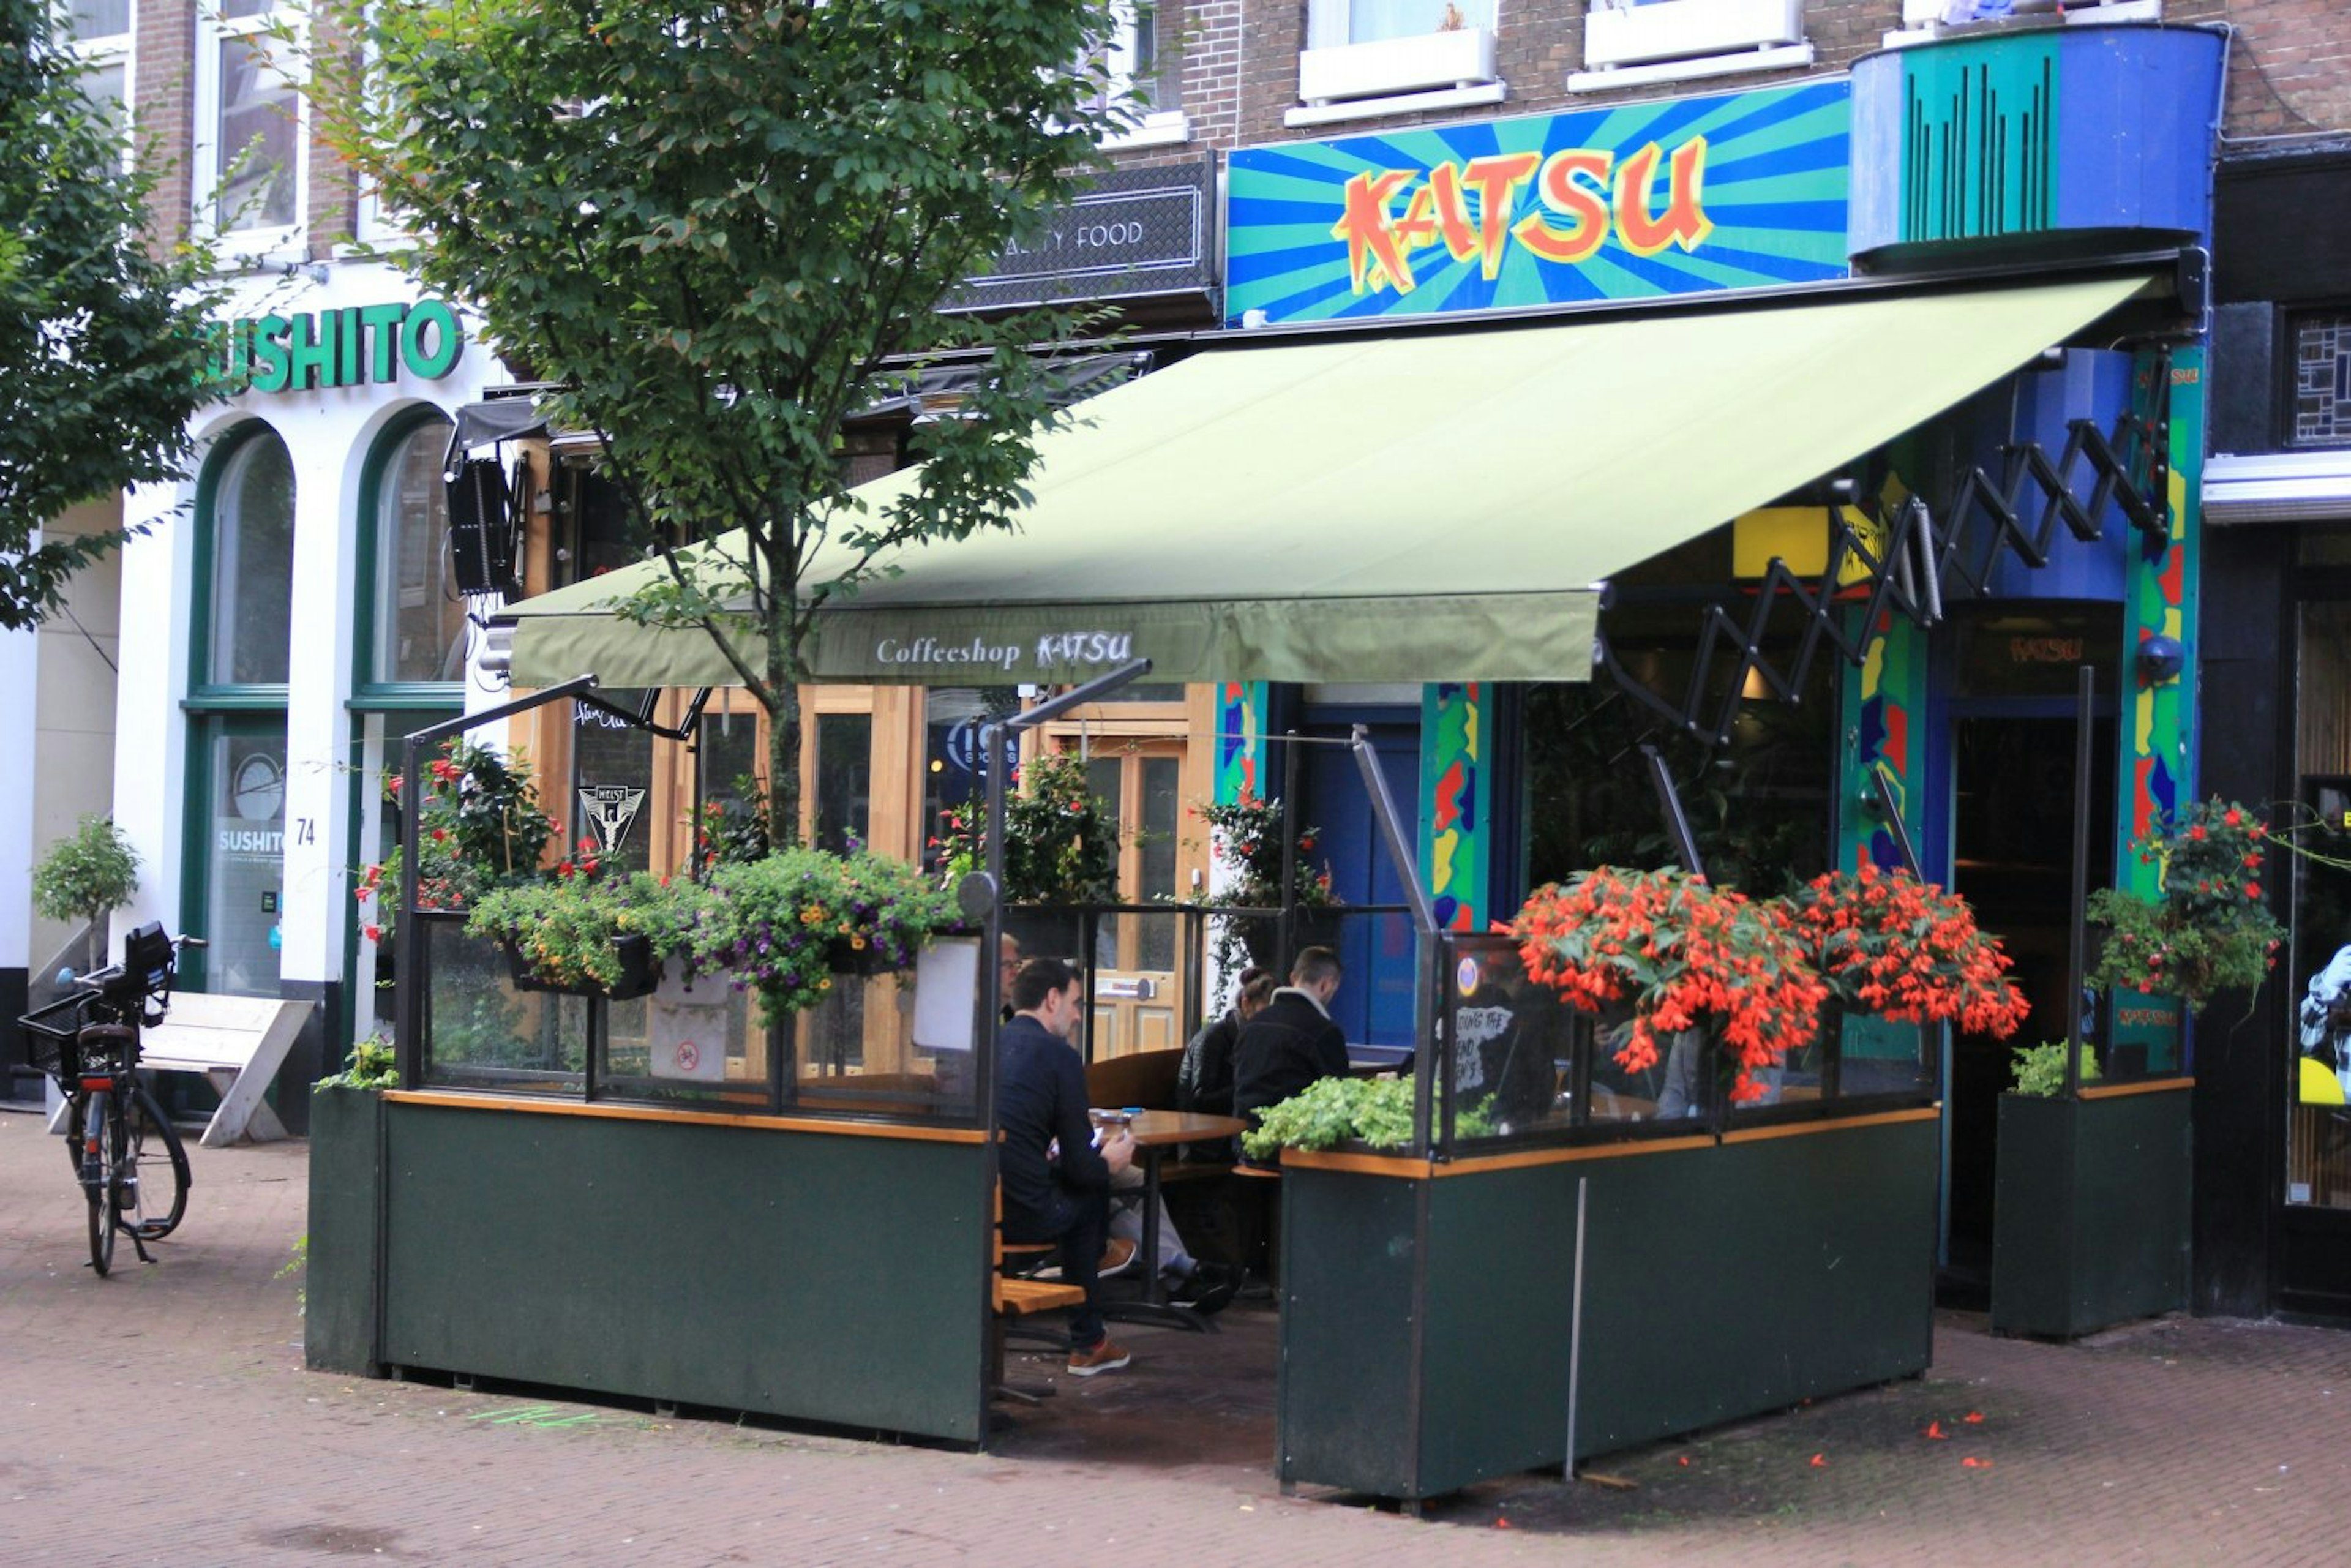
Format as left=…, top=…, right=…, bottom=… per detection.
left=1241, top=1077, right=1494, bottom=1159
left=1, top=0, right=228, bottom=623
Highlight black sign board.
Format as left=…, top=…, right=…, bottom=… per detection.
left=950, top=158, right=1214, bottom=311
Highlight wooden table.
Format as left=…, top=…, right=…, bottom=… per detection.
left=1102, top=1109, right=1247, bottom=1318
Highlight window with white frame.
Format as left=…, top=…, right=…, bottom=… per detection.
left=1076, top=2, right=1188, bottom=149
left=1298, top=1, right=1500, bottom=113
left=1577, top=0, right=1810, bottom=88
left=64, top=0, right=132, bottom=134
left=195, top=0, right=304, bottom=247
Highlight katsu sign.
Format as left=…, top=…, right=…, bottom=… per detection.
left=1226, top=80, right=1851, bottom=325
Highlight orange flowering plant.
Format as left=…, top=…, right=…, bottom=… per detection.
left=1510, top=867, right=1827, bottom=1103
left=1780, top=863, right=2031, bottom=1036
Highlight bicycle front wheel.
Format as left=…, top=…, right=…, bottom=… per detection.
left=122, top=1084, right=189, bottom=1239
left=86, top=1094, right=117, bottom=1277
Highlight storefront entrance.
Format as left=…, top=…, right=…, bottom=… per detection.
left=1941, top=709, right=2114, bottom=1298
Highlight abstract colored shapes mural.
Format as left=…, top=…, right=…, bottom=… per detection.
left=1837, top=605, right=1927, bottom=876
left=1423, top=683, right=1488, bottom=932
left=1215, top=681, right=1268, bottom=805
left=1227, top=79, right=1850, bottom=326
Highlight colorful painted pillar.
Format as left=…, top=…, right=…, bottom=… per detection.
left=1835, top=608, right=1929, bottom=877
left=2113, top=345, right=2202, bottom=1072
left=1214, top=680, right=1267, bottom=806
left=1421, top=682, right=1489, bottom=933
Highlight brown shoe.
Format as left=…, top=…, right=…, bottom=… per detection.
left=1098, top=1237, right=1137, bottom=1278
left=1067, top=1337, right=1132, bottom=1377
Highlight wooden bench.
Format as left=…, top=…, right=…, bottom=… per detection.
left=1084, top=1046, right=1183, bottom=1112
left=137, top=994, right=312, bottom=1148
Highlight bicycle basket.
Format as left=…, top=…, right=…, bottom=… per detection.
left=17, top=994, right=92, bottom=1079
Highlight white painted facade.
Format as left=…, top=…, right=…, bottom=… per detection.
left=109, top=258, right=506, bottom=1041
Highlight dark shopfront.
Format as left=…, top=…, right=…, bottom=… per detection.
left=2196, top=146, right=2351, bottom=1322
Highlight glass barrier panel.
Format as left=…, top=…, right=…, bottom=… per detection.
left=419, top=915, right=587, bottom=1095
left=792, top=968, right=977, bottom=1121
left=598, top=963, right=769, bottom=1109
left=2096, top=988, right=2184, bottom=1086
left=1835, top=1010, right=1938, bottom=1101
left=1439, top=934, right=1573, bottom=1144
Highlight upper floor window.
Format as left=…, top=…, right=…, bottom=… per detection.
left=1080, top=2, right=1188, bottom=149
left=1310, top=0, right=1493, bottom=47
left=64, top=0, right=132, bottom=152
left=197, top=0, right=304, bottom=247
left=1296, top=1, right=1501, bottom=121
left=2292, top=312, right=2351, bottom=448
left=1576, top=0, right=1812, bottom=92
left=366, top=413, right=467, bottom=686
left=201, top=424, right=296, bottom=688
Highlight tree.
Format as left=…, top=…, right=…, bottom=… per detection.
left=32, top=813, right=140, bottom=974
left=0, top=0, right=225, bottom=629
left=313, top=0, right=1135, bottom=844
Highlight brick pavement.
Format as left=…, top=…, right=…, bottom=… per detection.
left=4, top=1106, right=2348, bottom=1565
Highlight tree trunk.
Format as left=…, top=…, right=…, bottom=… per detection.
left=763, top=651, right=803, bottom=852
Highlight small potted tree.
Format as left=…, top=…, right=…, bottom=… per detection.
left=32, top=814, right=140, bottom=977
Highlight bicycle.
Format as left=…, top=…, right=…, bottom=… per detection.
left=17, top=923, right=204, bottom=1276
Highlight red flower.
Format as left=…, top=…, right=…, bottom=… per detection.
left=362, top=924, right=382, bottom=943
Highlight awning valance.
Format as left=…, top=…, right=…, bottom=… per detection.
left=500, top=272, right=2150, bottom=689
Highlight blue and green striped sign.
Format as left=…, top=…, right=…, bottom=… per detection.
left=1226, top=80, right=1851, bottom=326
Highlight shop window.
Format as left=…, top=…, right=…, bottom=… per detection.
left=364, top=412, right=467, bottom=688
left=1575, top=1, right=1811, bottom=92
left=922, top=686, right=1021, bottom=878
left=190, top=716, right=288, bottom=997
left=813, top=711, right=872, bottom=853
left=553, top=464, right=642, bottom=588
left=2289, top=602, right=2351, bottom=1209
left=201, top=424, right=296, bottom=688
left=195, top=0, right=304, bottom=250
left=2290, top=312, right=2351, bottom=448
left=1297, top=1, right=1501, bottom=116
left=1521, top=652, right=1832, bottom=897
left=571, top=688, right=654, bottom=876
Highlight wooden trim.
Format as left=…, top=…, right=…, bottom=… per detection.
left=1720, top=1107, right=1940, bottom=1145
left=382, top=1089, right=989, bottom=1143
left=1285, top=1131, right=1720, bottom=1180
left=2079, top=1076, right=2194, bottom=1101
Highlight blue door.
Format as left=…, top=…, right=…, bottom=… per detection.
left=1298, top=714, right=1422, bottom=1049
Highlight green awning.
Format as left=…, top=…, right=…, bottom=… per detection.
left=501, top=272, right=2151, bottom=689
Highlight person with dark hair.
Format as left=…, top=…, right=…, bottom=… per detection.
left=996, top=956, right=1135, bottom=1376
left=1177, top=965, right=1275, bottom=1162
left=1232, top=946, right=1350, bottom=1158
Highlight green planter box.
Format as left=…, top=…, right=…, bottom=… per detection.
left=1990, top=1084, right=2192, bottom=1339
left=304, top=1086, right=385, bottom=1376
left=1276, top=1113, right=1938, bottom=1504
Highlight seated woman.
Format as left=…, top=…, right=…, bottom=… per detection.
left=1176, top=965, right=1274, bottom=1161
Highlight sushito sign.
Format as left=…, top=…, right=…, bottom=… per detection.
left=1226, top=80, right=1850, bottom=325
left=209, top=300, right=465, bottom=394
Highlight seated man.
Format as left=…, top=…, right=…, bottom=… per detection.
left=1232, top=946, right=1349, bottom=1158
left=996, top=957, right=1135, bottom=1376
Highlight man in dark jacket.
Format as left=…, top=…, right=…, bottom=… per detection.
left=996, top=957, right=1136, bottom=1376
left=1232, top=947, right=1349, bottom=1155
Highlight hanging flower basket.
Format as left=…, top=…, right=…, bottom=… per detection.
left=501, top=932, right=659, bottom=1001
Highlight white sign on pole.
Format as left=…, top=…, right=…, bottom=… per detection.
left=648, top=962, right=729, bottom=1081
left=913, top=937, right=981, bottom=1055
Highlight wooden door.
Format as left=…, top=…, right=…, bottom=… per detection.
left=1077, top=741, right=1187, bottom=1058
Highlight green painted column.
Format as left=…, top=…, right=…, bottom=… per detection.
left=1422, top=682, right=1489, bottom=932
left=2113, top=345, right=2202, bottom=1072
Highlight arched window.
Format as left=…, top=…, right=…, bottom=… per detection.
left=203, top=426, right=296, bottom=686
left=366, top=412, right=463, bottom=686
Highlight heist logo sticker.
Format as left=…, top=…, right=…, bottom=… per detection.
left=577, top=784, right=648, bottom=857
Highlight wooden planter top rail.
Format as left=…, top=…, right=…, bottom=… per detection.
left=1281, top=1105, right=1940, bottom=1180
left=380, top=1088, right=990, bottom=1144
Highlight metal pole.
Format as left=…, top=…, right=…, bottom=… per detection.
left=1641, top=743, right=1706, bottom=880
left=1354, top=726, right=1435, bottom=934
left=1565, top=1175, right=1588, bottom=1478
left=1279, top=729, right=1300, bottom=972
left=1871, top=763, right=1924, bottom=879
left=2064, top=663, right=2096, bottom=1098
